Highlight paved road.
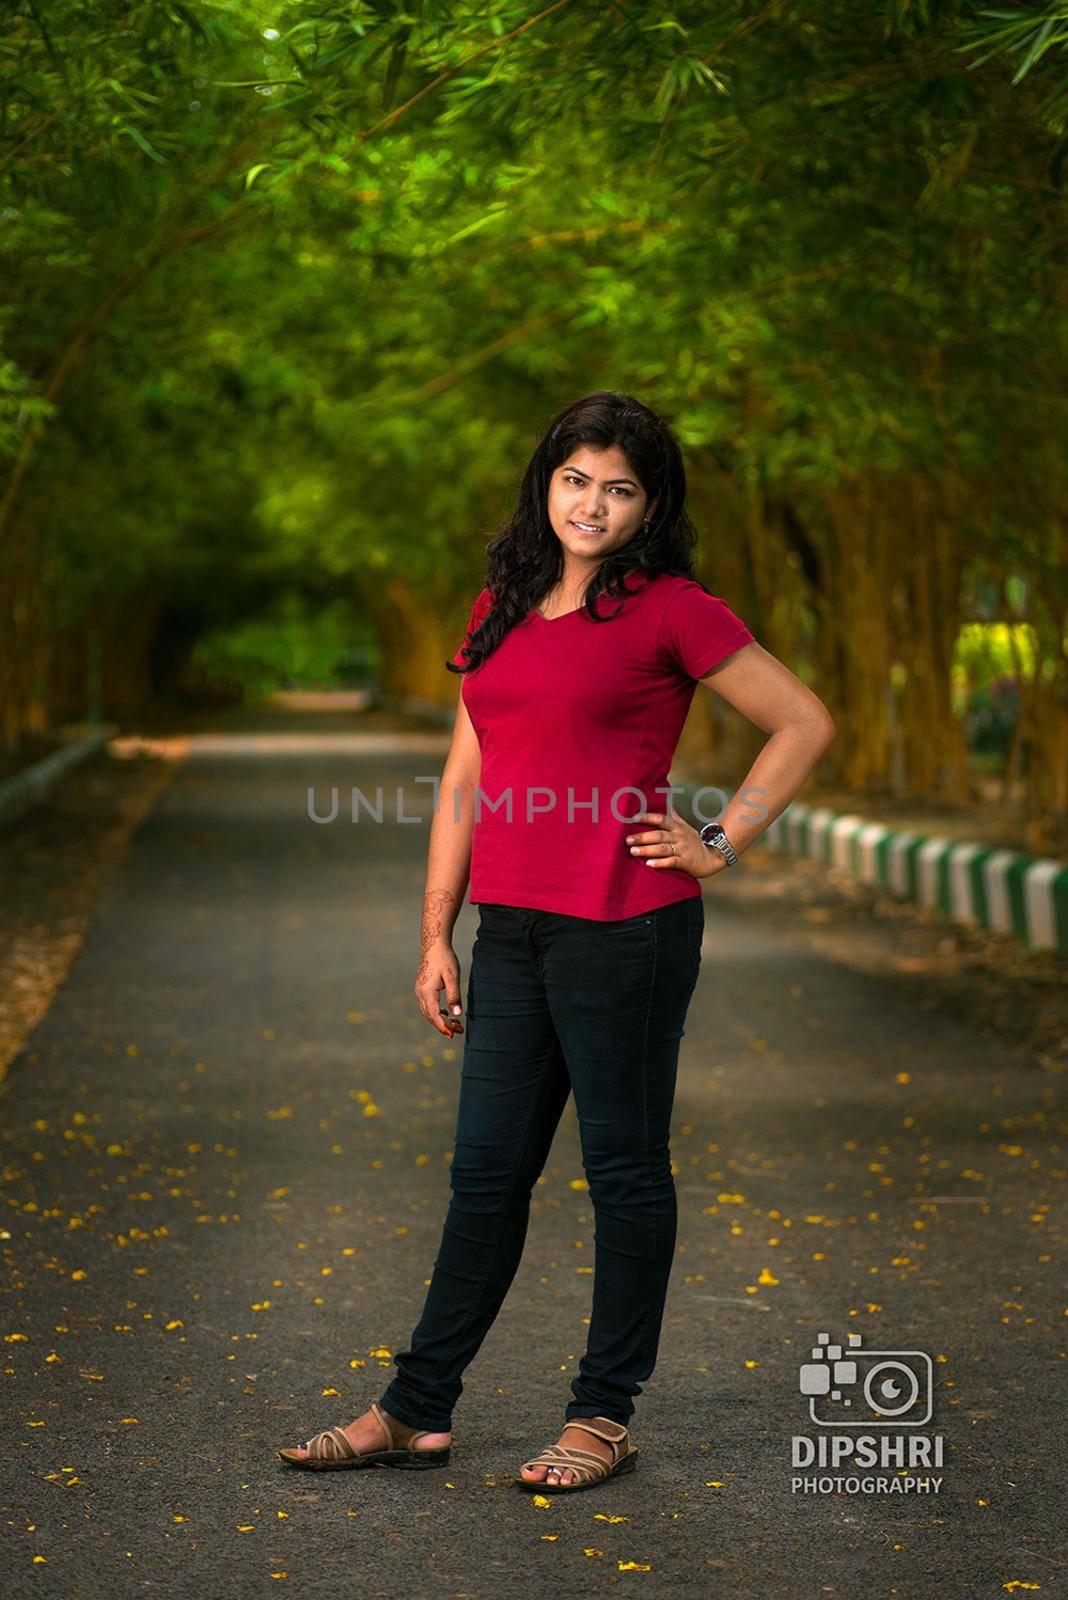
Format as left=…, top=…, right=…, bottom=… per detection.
left=1, top=706, right=1063, bottom=1597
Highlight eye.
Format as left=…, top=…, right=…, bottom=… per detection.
left=563, top=474, right=633, bottom=496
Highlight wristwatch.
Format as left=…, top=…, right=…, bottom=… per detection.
left=699, top=821, right=738, bottom=867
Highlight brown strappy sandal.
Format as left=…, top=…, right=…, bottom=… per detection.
left=516, top=1416, right=638, bottom=1494
left=276, top=1400, right=451, bottom=1471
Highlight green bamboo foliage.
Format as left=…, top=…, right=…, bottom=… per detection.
left=1, top=3, right=1065, bottom=823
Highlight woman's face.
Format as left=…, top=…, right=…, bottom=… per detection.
left=546, top=444, right=657, bottom=567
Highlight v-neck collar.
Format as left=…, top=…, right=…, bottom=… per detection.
left=530, top=604, right=584, bottom=624
left=529, top=569, right=653, bottom=624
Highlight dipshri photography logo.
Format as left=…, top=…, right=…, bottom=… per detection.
left=791, top=1331, right=945, bottom=1496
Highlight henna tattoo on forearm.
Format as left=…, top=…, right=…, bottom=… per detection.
left=420, top=888, right=458, bottom=959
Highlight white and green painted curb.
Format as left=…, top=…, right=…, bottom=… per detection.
left=676, top=782, right=1068, bottom=956
left=0, top=726, right=111, bottom=829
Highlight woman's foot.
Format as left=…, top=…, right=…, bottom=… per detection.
left=286, top=1405, right=451, bottom=1462
left=518, top=1421, right=618, bottom=1486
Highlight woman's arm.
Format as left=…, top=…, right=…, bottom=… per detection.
left=628, top=641, right=837, bottom=879
left=693, top=636, right=844, bottom=870
left=692, top=641, right=836, bottom=871
left=414, top=692, right=483, bottom=1037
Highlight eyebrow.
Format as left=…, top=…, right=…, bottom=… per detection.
left=562, top=466, right=640, bottom=488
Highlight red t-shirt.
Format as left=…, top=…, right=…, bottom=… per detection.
left=450, top=570, right=755, bottom=921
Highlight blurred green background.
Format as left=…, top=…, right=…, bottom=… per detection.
left=2, top=1, right=1066, bottom=843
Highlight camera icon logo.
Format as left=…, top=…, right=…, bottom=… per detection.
left=799, top=1332, right=933, bottom=1427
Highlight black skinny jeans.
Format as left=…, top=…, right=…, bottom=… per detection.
left=376, top=894, right=705, bottom=1432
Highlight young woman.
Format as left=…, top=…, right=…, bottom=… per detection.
left=278, top=391, right=835, bottom=1492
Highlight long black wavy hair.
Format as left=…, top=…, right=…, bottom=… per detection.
left=447, top=390, right=701, bottom=676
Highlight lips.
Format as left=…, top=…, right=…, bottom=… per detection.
left=572, top=521, right=605, bottom=533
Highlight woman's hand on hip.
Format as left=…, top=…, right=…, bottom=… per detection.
left=625, top=811, right=725, bottom=880
left=415, top=939, right=465, bottom=1038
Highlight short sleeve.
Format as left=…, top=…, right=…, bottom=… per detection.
left=451, top=586, right=494, bottom=668
left=657, top=581, right=755, bottom=679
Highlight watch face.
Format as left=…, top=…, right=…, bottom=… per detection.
left=701, top=822, right=735, bottom=864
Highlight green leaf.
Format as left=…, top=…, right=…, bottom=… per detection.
left=121, top=125, right=167, bottom=165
